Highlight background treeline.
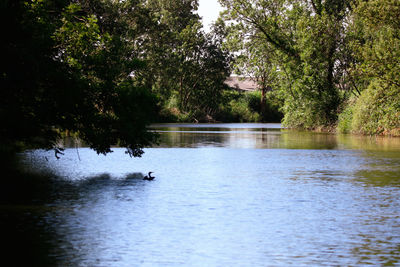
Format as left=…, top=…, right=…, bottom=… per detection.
left=219, top=0, right=400, bottom=135
left=1, top=0, right=399, bottom=158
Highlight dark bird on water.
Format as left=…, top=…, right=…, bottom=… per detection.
left=143, top=172, right=155, bottom=181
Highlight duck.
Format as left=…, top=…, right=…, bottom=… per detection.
left=143, top=172, right=155, bottom=181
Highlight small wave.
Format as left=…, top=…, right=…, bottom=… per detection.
left=124, top=172, right=145, bottom=179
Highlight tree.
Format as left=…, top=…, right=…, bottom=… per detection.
left=219, top=16, right=278, bottom=117
left=339, top=0, right=400, bottom=135
left=0, top=0, right=158, bottom=157
left=220, top=0, right=352, bottom=128
left=137, top=0, right=231, bottom=121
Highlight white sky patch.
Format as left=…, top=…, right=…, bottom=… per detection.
left=198, top=0, right=223, bottom=32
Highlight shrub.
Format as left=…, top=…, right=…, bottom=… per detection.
left=337, top=98, right=356, bottom=134
left=281, top=98, right=319, bottom=129
left=351, top=80, right=400, bottom=136
left=229, top=97, right=261, bottom=122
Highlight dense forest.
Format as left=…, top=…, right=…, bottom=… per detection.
left=1, top=0, right=399, bottom=158
left=219, top=0, right=400, bottom=135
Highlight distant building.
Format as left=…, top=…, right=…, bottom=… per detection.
left=224, top=76, right=258, bottom=91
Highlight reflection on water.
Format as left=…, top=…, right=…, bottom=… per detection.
left=153, top=123, right=400, bottom=151
left=1, top=123, right=400, bottom=266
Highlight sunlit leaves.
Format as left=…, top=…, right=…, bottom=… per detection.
left=220, top=0, right=347, bottom=128
left=54, top=3, right=109, bottom=70
left=341, top=0, right=400, bottom=135
left=138, top=0, right=231, bottom=119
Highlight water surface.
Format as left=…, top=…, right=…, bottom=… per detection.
left=2, top=123, right=400, bottom=266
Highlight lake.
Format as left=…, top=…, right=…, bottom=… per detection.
left=2, top=123, right=400, bottom=266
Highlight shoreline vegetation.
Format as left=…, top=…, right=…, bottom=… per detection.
left=217, top=0, right=400, bottom=137
left=157, top=89, right=284, bottom=124
left=1, top=0, right=399, bottom=158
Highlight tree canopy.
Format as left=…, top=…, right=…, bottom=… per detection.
left=1, top=0, right=232, bottom=157
left=220, top=0, right=350, bottom=128
left=138, top=0, right=231, bottom=121
left=1, top=0, right=160, bottom=157
left=219, top=0, right=399, bottom=134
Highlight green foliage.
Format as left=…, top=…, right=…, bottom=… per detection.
left=337, top=99, right=355, bottom=134
left=220, top=0, right=399, bottom=135
left=247, top=91, right=262, bottom=113
left=138, top=0, right=231, bottom=121
left=229, top=97, right=261, bottom=122
left=1, top=0, right=158, bottom=156
left=245, top=90, right=283, bottom=122
left=214, top=91, right=254, bottom=122
left=281, top=98, right=317, bottom=129
left=214, top=90, right=282, bottom=123
left=337, top=0, right=400, bottom=136
left=3, top=0, right=398, bottom=160
left=351, top=81, right=400, bottom=136
left=220, top=0, right=349, bottom=129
